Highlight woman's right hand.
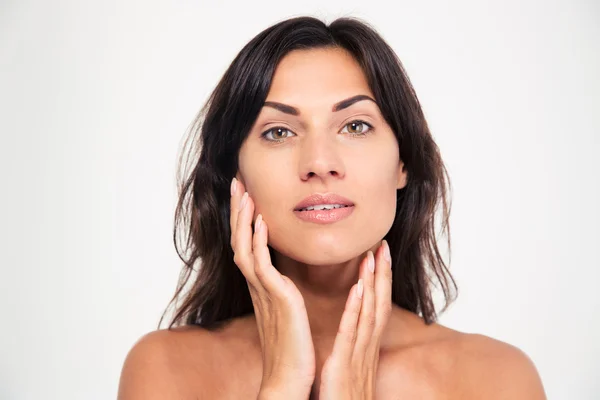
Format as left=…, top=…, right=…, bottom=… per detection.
left=230, top=177, right=316, bottom=398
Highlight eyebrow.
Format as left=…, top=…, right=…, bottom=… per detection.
left=262, top=94, right=377, bottom=116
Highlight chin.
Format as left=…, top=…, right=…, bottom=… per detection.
left=281, top=250, right=356, bottom=266
left=272, top=233, right=375, bottom=266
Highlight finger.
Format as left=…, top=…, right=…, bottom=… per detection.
left=330, top=259, right=368, bottom=362
left=229, top=177, right=246, bottom=249
left=232, top=191, right=260, bottom=287
left=354, top=250, right=377, bottom=355
left=252, top=214, right=287, bottom=296
left=374, top=240, right=393, bottom=334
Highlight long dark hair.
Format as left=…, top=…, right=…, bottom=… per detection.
left=158, top=15, right=457, bottom=330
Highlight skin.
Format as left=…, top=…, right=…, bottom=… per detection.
left=117, top=48, right=547, bottom=399
left=235, top=46, right=407, bottom=389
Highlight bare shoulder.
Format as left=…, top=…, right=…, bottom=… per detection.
left=384, top=309, right=546, bottom=399
left=451, top=332, right=547, bottom=399
left=117, top=318, right=262, bottom=400
left=117, top=325, right=221, bottom=400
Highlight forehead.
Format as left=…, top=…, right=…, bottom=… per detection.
left=265, top=48, right=374, bottom=105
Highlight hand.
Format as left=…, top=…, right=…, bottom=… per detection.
left=230, top=177, right=316, bottom=398
left=317, top=241, right=393, bottom=400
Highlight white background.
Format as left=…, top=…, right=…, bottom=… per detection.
left=1, top=1, right=598, bottom=399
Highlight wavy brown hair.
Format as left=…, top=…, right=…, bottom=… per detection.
left=158, top=15, right=457, bottom=330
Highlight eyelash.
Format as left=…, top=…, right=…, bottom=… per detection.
left=260, top=120, right=374, bottom=143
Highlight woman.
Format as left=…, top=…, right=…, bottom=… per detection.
left=118, top=16, right=546, bottom=399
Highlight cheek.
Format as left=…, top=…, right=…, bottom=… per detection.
left=239, top=153, right=290, bottom=220
left=356, top=150, right=400, bottom=199
left=355, top=157, right=399, bottom=229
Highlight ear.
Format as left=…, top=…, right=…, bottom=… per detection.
left=396, top=159, right=408, bottom=190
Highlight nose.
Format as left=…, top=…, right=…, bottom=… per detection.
left=298, top=133, right=346, bottom=182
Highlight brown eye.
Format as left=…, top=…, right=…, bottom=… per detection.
left=261, top=127, right=295, bottom=142
left=341, top=120, right=373, bottom=136
left=272, top=128, right=289, bottom=140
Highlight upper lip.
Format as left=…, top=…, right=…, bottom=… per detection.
left=294, top=193, right=355, bottom=211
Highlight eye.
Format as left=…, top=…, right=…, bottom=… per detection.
left=261, top=127, right=296, bottom=142
left=341, top=120, right=373, bottom=136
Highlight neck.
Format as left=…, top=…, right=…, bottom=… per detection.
left=271, top=242, right=395, bottom=351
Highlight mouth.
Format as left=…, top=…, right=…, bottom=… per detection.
left=295, top=204, right=352, bottom=212
left=294, top=193, right=355, bottom=211
left=293, top=193, right=355, bottom=224
left=293, top=204, right=355, bottom=224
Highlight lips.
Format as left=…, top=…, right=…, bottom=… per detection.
left=294, top=193, right=355, bottom=211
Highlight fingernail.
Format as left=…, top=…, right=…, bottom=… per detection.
left=230, top=177, right=237, bottom=196
left=239, top=192, right=248, bottom=210
left=255, top=214, right=262, bottom=231
left=368, top=251, right=375, bottom=273
left=383, top=240, right=391, bottom=263
left=357, top=279, right=364, bottom=299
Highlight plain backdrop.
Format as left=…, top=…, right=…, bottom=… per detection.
left=1, top=0, right=598, bottom=399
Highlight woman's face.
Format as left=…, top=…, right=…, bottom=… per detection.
left=237, top=47, right=407, bottom=265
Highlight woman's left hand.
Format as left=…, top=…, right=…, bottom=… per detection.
left=318, top=240, right=393, bottom=400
